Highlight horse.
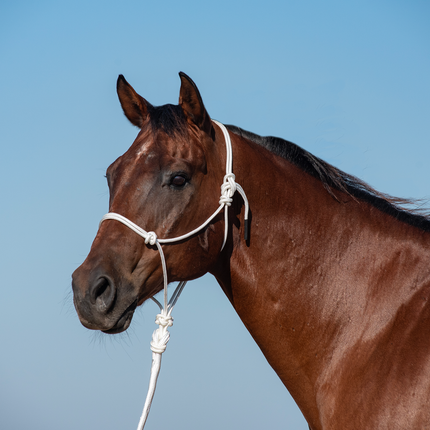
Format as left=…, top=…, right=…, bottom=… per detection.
left=72, top=72, right=430, bottom=429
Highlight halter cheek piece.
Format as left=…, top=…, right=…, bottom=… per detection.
left=98, top=120, right=249, bottom=430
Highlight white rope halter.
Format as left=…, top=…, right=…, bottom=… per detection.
left=98, top=120, right=249, bottom=430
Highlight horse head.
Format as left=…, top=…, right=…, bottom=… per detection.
left=72, top=73, right=232, bottom=334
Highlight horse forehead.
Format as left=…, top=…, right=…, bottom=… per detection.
left=108, top=130, right=206, bottom=182
left=134, top=143, right=158, bottom=161
left=131, top=130, right=158, bottom=158
left=134, top=130, right=205, bottom=165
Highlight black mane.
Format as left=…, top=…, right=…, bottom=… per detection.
left=227, top=125, right=430, bottom=232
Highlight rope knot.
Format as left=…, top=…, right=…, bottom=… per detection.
left=150, top=312, right=173, bottom=354
left=144, top=231, right=158, bottom=246
left=150, top=328, right=170, bottom=354
left=155, top=312, right=173, bottom=328
left=220, top=173, right=237, bottom=206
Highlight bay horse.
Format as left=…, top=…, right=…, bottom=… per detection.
left=72, top=72, right=430, bottom=429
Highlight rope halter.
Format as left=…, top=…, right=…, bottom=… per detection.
left=98, top=120, right=249, bottom=430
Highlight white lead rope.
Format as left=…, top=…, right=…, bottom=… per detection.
left=98, top=120, right=249, bottom=430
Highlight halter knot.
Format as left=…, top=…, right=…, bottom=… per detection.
left=150, top=328, right=171, bottom=354
left=144, top=231, right=158, bottom=246
left=220, top=173, right=237, bottom=206
left=150, top=312, right=173, bottom=354
left=155, top=312, right=173, bottom=328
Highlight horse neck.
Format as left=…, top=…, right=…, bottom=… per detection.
left=210, top=130, right=430, bottom=426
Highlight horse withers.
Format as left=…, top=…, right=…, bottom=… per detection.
left=72, top=73, right=430, bottom=429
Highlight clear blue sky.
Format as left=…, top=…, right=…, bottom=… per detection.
left=1, top=1, right=429, bottom=429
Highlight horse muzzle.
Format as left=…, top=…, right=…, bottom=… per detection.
left=72, top=263, right=138, bottom=334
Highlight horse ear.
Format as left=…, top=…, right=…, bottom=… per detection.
left=117, top=75, right=151, bottom=128
left=178, top=72, right=212, bottom=134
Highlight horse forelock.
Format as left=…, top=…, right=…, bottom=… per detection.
left=148, top=103, right=187, bottom=136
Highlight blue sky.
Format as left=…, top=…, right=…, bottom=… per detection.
left=1, top=1, right=429, bottom=429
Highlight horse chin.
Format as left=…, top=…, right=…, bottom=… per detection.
left=101, top=300, right=137, bottom=334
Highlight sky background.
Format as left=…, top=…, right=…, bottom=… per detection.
left=1, top=1, right=429, bottom=429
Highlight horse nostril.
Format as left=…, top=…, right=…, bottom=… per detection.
left=91, top=276, right=116, bottom=313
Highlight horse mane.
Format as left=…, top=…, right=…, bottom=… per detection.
left=227, top=124, right=430, bottom=232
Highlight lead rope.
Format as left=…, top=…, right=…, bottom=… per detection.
left=98, top=120, right=249, bottom=429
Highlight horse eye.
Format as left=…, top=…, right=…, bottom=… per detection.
left=171, top=175, right=187, bottom=187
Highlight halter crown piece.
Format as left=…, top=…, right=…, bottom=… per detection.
left=99, top=120, right=249, bottom=430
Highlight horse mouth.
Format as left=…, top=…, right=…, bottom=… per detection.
left=102, top=300, right=138, bottom=334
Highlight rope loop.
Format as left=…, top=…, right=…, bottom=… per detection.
left=144, top=231, right=158, bottom=246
